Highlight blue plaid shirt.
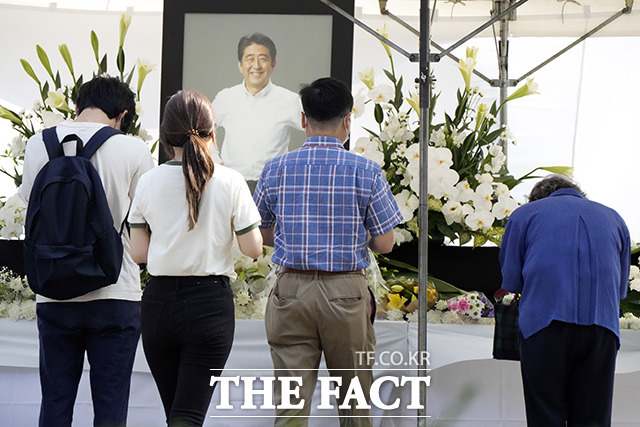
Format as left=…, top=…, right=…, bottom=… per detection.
left=254, top=136, right=403, bottom=271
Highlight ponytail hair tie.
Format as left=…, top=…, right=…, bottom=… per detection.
left=187, top=129, right=199, bottom=137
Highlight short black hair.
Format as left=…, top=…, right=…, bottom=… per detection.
left=76, top=75, right=136, bottom=133
left=528, top=174, right=586, bottom=202
left=237, top=33, right=277, bottom=62
left=299, top=77, right=353, bottom=125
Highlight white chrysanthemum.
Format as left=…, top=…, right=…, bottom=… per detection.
left=20, top=299, right=37, bottom=320
left=386, top=308, right=406, bottom=321
left=250, top=298, right=268, bottom=320
left=426, top=310, right=443, bottom=324
left=406, top=311, right=419, bottom=323
left=235, top=290, right=251, bottom=306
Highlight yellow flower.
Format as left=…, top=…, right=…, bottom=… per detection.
left=0, top=104, right=22, bottom=125
left=504, top=78, right=539, bottom=103
left=376, top=24, right=391, bottom=58
left=119, top=12, right=132, bottom=48
left=44, top=89, right=73, bottom=113
left=390, top=285, right=405, bottom=293
left=475, top=103, right=488, bottom=130
left=136, top=58, right=157, bottom=96
left=458, top=57, right=475, bottom=90
left=357, top=66, right=375, bottom=90
left=466, top=46, right=479, bottom=62
left=406, top=92, right=420, bottom=116
left=387, top=292, right=408, bottom=310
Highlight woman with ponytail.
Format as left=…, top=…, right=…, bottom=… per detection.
left=128, top=89, right=262, bottom=426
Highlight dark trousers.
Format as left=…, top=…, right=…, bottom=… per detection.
left=141, top=275, right=235, bottom=426
left=37, top=299, right=141, bottom=427
left=518, top=321, right=618, bottom=427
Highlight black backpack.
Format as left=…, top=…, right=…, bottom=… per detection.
left=24, top=126, right=125, bottom=300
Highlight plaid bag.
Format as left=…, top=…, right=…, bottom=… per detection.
left=492, top=290, right=520, bottom=361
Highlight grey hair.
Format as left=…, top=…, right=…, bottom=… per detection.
left=528, top=174, right=586, bottom=202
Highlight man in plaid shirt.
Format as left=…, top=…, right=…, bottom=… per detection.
left=254, top=77, right=403, bottom=426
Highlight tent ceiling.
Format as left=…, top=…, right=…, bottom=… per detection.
left=357, top=0, right=640, bottom=37
left=0, top=0, right=161, bottom=12
left=2, top=0, right=638, bottom=37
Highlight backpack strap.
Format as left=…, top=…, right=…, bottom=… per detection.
left=42, top=127, right=62, bottom=160
left=82, top=126, right=124, bottom=159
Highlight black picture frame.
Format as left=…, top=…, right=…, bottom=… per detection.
left=160, top=0, right=355, bottom=161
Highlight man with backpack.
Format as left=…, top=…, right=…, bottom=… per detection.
left=18, top=75, right=155, bottom=427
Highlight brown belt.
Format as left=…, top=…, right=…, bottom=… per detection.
left=280, top=267, right=364, bottom=276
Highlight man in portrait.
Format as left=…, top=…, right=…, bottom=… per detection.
left=212, top=33, right=303, bottom=192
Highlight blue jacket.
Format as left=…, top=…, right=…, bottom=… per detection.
left=499, top=188, right=630, bottom=342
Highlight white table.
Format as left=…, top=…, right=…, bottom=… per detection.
left=2, top=319, right=640, bottom=426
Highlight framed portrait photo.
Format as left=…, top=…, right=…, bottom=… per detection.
left=161, top=0, right=356, bottom=165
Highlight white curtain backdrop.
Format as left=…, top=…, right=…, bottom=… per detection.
left=1, top=0, right=639, bottom=240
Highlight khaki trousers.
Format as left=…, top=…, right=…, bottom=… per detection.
left=265, top=271, right=376, bottom=427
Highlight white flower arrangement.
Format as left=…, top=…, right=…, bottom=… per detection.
left=0, top=195, right=26, bottom=239
left=229, top=245, right=276, bottom=320
left=354, top=27, right=572, bottom=247
left=0, top=267, right=36, bottom=321
left=0, top=13, right=157, bottom=192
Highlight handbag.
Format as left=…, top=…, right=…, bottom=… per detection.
left=492, top=289, right=521, bottom=361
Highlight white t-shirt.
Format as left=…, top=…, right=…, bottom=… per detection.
left=128, top=162, right=261, bottom=279
left=18, top=121, right=156, bottom=302
left=212, top=80, right=302, bottom=180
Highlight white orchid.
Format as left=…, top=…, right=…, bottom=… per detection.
left=464, top=209, right=495, bottom=231
left=394, top=190, right=419, bottom=224
left=368, top=84, right=394, bottom=105
left=472, top=182, right=494, bottom=211
left=429, top=166, right=459, bottom=200
left=442, top=200, right=464, bottom=226
left=455, top=180, right=474, bottom=203
left=352, top=137, right=384, bottom=166
left=352, top=90, right=366, bottom=119
left=492, top=194, right=519, bottom=220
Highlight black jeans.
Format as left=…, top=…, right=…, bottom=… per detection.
left=37, top=300, right=140, bottom=427
left=141, top=275, right=235, bottom=426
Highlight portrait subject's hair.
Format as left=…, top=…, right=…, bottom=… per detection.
left=160, top=89, right=216, bottom=230
left=528, top=174, right=586, bottom=202
left=76, top=75, right=137, bottom=133
left=299, top=77, right=353, bottom=128
left=237, top=33, right=277, bottom=62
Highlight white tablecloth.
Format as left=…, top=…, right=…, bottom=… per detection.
left=2, top=319, right=640, bottom=426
